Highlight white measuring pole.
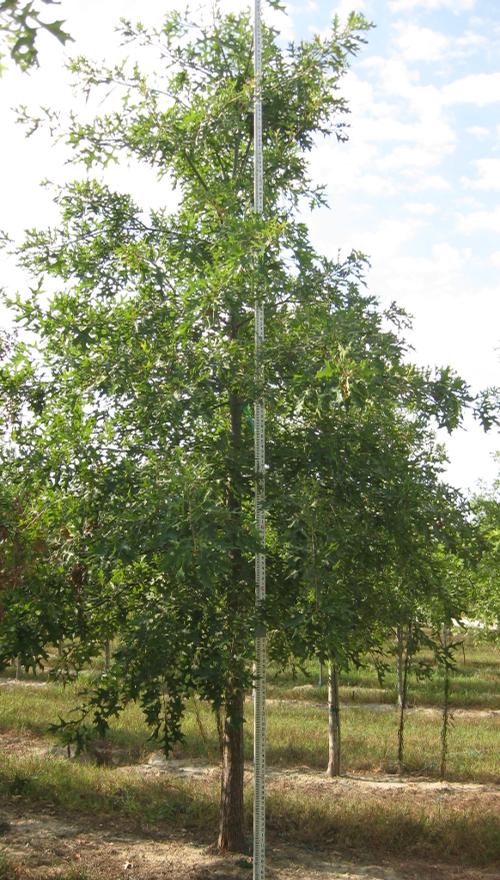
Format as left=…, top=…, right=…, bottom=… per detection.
left=253, top=0, right=266, bottom=878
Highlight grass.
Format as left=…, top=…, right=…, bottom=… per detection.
left=266, top=637, right=500, bottom=709
left=61, top=872, right=96, bottom=880
left=0, top=852, right=17, bottom=880
left=0, top=641, right=499, bottom=784
left=8, top=635, right=500, bottom=711
left=267, top=786, right=500, bottom=866
left=0, top=680, right=151, bottom=756
left=0, top=751, right=497, bottom=869
left=180, top=698, right=500, bottom=783
left=0, top=752, right=217, bottom=831
left=0, top=682, right=498, bottom=783
left=0, top=636, right=497, bottom=873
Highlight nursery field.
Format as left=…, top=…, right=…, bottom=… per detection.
left=0, top=637, right=497, bottom=880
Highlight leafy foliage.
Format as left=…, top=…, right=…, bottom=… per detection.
left=469, top=467, right=500, bottom=633
left=0, top=0, right=71, bottom=72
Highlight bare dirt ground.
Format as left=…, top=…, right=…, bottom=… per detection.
left=0, top=732, right=498, bottom=880
left=1, top=800, right=499, bottom=880
left=0, top=683, right=498, bottom=880
left=1, top=729, right=499, bottom=802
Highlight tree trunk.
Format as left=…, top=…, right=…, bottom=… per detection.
left=440, top=624, right=451, bottom=781
left=318, top=661, right=324, bottom=688
left=218, top=686, right=246, bottom=852
left=103, top=640, right=111, bottom=672
left=217, top=376, right=247, bottom=853
left=327, top=661, right=341, bottom=777
left=396, top=625, right=404, bottom=710
left=215, top=706, right=224, bottom=762
left=15, top=656, right=21, bottom=680
left=397, top=623, right=411, bottom=775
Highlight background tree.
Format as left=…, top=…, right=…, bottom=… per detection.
left=267, top=296, right=488, bottom=777
left=469, top=469, right=500, bottom=637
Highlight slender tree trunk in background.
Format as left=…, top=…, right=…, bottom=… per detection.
left=217, top=378, right=246, bottom=852
left=215, top=707, right=224, bottom=762
left=397, top=623, right=411, bottom=775
left=15, top=656, right=21, bottom=680
left=218, top=686, right=246, bottom=852
left=396, top=625, right=404, bottom=710
left=327, top=661, right=341, bottom=777
left=318, top=661, right=324, bottom=688
left=103, top=640, right=110, bottom=672
left=57, top=640, right=63, bottom=658
left=440, top=624, right=451, bottom=781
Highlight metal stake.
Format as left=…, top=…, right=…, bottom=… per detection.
left=253, top=0, right=266, bottom=878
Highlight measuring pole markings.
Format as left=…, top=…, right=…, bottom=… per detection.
left=253, top=0, right=266, bottom=878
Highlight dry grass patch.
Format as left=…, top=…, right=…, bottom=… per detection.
left=266, top=780, right=500, bottom=867
left=0, top=751, right=498, bottom=870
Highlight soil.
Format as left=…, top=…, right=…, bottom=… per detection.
left=0, top=681, right=498, bottom=879
left=0, top=800, right=498, bottom=880
left=0, top=731, right=498, bottom=879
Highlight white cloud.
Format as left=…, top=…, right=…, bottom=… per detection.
left=338, top=58, right=456, bottom=189
left=264, top=2, right=296, bottom=40
left=390, top=0, right=476, bottom=11
left=392, top=23, right=450, bottom=63
left=443, top=72, right=500, bottom=106
left=456, top=31, right=488, bottom=51
left=466, top=126, right=490, bottom=139
left=444, top=424, right=499, bottom=495
left=405, top=202, right=438, bottom=215
left=375, top=242, right=470, bottom=303
left=366, top=247, right=500, bottom=406
left=457, top=206, right=500, bottom=234
left=313, top=136, right=398, bottom=198
left=413, top=174, right=452, bottom=191
left=456, top=194, right=484, bottom=209
left=381, top=141, right=453, bottom=173
left=461, top=158, right=500, bottom=191
left=488, top=251, right=500, bottom=268
left=337, top=217, right=425, bottom=261
left=331, top=0, right=367, bottom=21
left=361, top=56, right=420, bottom=95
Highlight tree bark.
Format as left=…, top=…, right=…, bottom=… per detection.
left=218, top=686, right=246, bottom=852
left=318, top=661, right=324, bottom=688
left=216, top=376, right=247, bottom=852
left=440, top=624, right=451, bottom=781
left=215, top=706, right=224, bottom=762
left=327, top=661, right=341, bottom=777
left=397, top=623, right=411, bottom=775
left=103, top=640, right=111, bottom=672
left=396, top=625, right=404, bottom=710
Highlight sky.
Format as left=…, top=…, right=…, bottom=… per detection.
left=0, top=0, right=499, bottom=494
